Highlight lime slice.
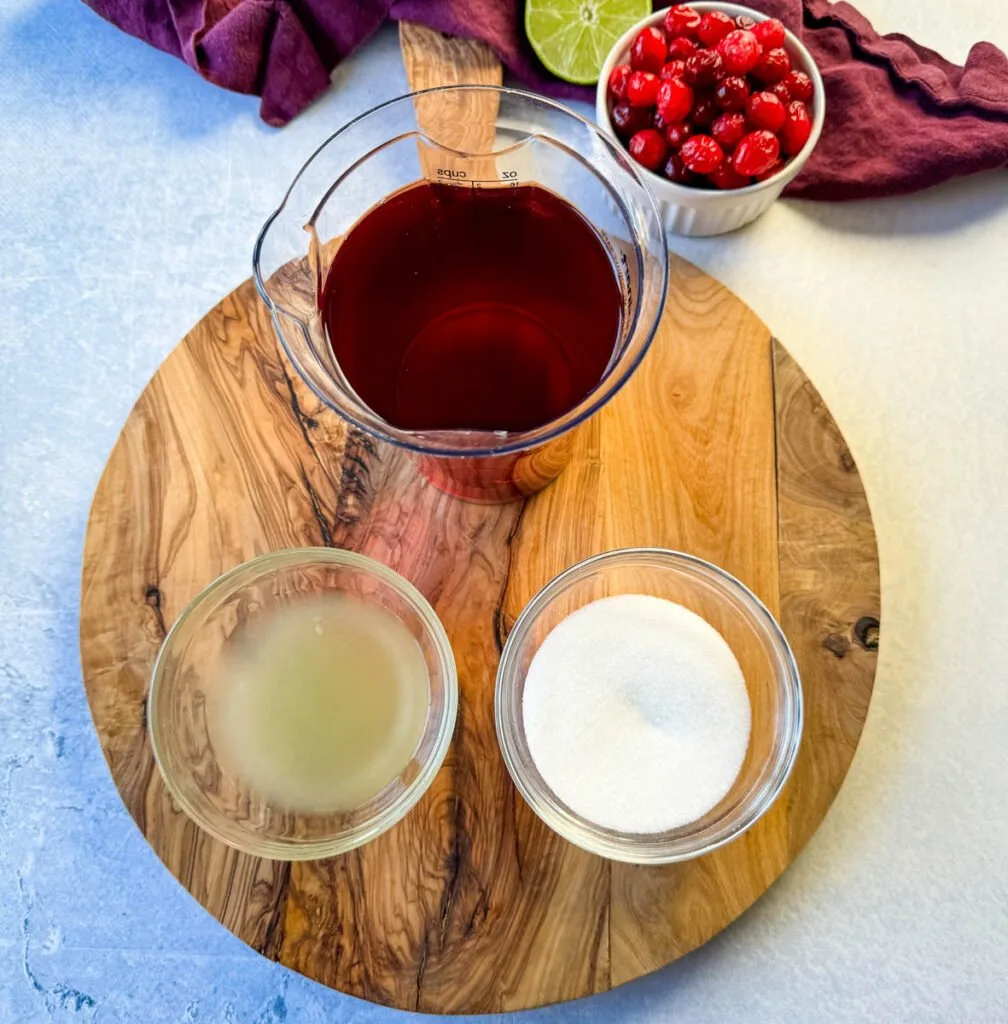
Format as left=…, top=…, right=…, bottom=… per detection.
left=526, top=0, right=653, bottom=85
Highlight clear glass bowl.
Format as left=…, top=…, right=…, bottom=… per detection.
left=253, top=86, right=668, bottom=501
left=495, top=548, right=802, bottom=863
left=148, top=548, right=457, bottom=860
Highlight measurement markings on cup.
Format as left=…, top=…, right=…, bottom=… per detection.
left=436, top=168, right=523, bottom=188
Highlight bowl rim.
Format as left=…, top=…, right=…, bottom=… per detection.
left=494, top=547, right=803, bottom=864
left=594, top=2, right=826, bottom=202
left=147, top=546, right=458, bottom=860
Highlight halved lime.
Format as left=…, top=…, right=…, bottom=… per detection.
left=526, top=0, right=653, bottom=85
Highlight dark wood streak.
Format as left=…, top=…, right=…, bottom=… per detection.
left=144, top=585, right=167, bottom=639
left=260, top=861, right=292, bottom=961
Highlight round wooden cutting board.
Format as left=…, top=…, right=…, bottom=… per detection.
left=79, top=250, right=880, bottom=1014
left=79, top=25, right=880, bottom=1016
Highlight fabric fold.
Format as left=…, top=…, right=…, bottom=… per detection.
left=82, top=0, right=1008, bottom=198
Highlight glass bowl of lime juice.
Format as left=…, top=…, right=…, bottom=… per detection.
left=147, top=548, right=457, bottom=859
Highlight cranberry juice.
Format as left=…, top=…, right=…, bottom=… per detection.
left=320, top=182, right=623, bottom=433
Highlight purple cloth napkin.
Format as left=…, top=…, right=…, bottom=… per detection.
left=754, top=0, right=1008, bottom=197
left=84, top=0, right=1008, bottom=199
left=83, top=0, right=581, bottom=126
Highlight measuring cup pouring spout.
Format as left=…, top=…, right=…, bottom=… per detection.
left=254, top=86, right=668, bottom=502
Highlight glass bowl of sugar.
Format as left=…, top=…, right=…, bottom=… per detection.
left=495, top=548, right=802, bottom=864
left=148, top=548, right=457, bottom=860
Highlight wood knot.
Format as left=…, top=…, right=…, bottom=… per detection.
left=854, top=616, right=880, bottom=651
left=822, top=632, right=850, bottom=659
left=144, top=584, right=168, bottom=639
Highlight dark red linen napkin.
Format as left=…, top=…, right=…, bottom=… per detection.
left=83, top=0, right=1008, bottom=199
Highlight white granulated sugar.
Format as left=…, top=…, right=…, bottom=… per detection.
left=522, top=594, right=751, bottom=834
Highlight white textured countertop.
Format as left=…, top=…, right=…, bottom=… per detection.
left=1, top=1, right=1006, bottom=1021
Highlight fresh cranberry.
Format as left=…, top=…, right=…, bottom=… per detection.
left=715, top=75, right=749, bottom=110
left=663, top=121, right=693, bottom=149
left=660, top=59, right=687, bottom=80
left=781, top=100, right=812, bottom=154
left=735, top=15, right=757, bottom=30
left=662, top=151, right=697, bottom=184
left=628, top=128, right=669, bottom=171
left=746, top=90, right=786, bottom=132
left=711, top=111, right=747, bottom=149
left=752, top=17, right=787, bottom=49
left=770, top=81, right=792, bottom=105
left=696, top=10, right=735, bottom=46
left=731, top=129, right=780, bottom=176
left=785, top=70, right=814, bottom=102
left=630, top=26, right=668, bottom=73
left=753, top=46, right=791, bottom=83
left=656, top=77, right=694, bottom=124
left=627, top=70, right=661, bottom=107
left=710, top=163, right=751, bottom=189
left=717, top=29, right=762, bottom=75
left=680, top=134, right=724, bottom=174
left=607, top=63, right=632, bottom=100
left=684, top=49, right=723, bottom=86
left=667, top=36, right=697, bottom=60
left=663, top=4, right=702, bottom=39
left=690, top=94, right=718, bottom=127
left=610, top=101, right=651, bottom=139
left=754, top=159, right=784, bottom=182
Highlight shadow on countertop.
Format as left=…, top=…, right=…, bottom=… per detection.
left=787, top=168, right=1008, bottom=236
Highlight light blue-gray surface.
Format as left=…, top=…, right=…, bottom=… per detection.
left=2, top=2, right=1007, bottom=1022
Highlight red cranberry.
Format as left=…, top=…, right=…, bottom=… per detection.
left=717, top=29, right=762, bottom=75
left=696, top=10, right=735, bottom=47
left=660, top=59, right=687, bottom=80
left=630, top=26, right=668, bottom=73
left=656, top=77, right=694, bottom=124
left=754, top=159, right=785, bottom=182
left=710, top=163, right=751, bottom=189
left=711, top=111, right=747, bottom=149
left=627, top=70, right=660, bottom=107
left=753, top=46, right=792, bottom=83
left=731, top=129, right=780, bottom=176
left=667, top=36, right=698, bottom=60
left=664, top=121, right=693, bottom=149
left=690, top=94, right=718, bottom=127
left=785, top=70, right=814, bottom=102
left=680, top=134, right=724, bottom=174
left=752, top=17, right=787, bottom=50
left=684, top=49, right=723, bottom=86
left=610, top=101, right=651, bottom=139
left=608, top=63, right=632, bottom=101
left=781, top=99, right=812, bottom=154
left=770, top=81, right=792, bottom=105
left=746, top=90, right=786, bottom=132
left=628, top=128, right=669, bottom=171
left=663, top=4, right=702, bottom=40
left=715, top=75, right=749, bottom=111
left=663, top=151, right=697, bottom=184
left=735, top=15, right=757, bottom=30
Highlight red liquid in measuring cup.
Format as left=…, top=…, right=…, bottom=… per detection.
left=320, top=182, right=623, bottom=433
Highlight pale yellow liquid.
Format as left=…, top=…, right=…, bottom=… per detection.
left=208, top=595, right=430, bottom=813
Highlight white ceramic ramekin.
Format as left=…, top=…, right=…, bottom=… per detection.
left=595, top=2, right=825, bottom=237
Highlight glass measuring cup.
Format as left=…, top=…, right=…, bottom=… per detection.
left=254, top=86, right=667, bottom=502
